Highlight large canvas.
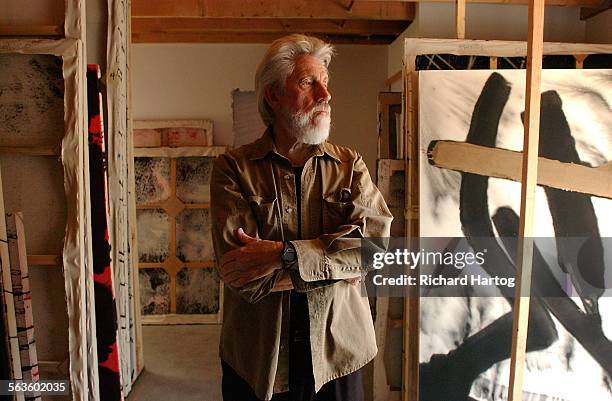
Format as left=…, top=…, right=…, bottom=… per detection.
left=134, top=146, right=224, bottom=325
left=418, top=69, right=612, bottom=401
left=87, top=64, right=123, bottom=401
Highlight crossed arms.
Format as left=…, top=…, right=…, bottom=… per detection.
left=210, top=152, right=393, bottom=303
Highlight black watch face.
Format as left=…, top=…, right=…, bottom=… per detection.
left=282, top=245, right=296, bottom=263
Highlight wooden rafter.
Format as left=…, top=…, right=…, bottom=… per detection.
left=131, top=1, right=415, bottom=43
left=132, top=31, right=399, bottom=44
left=132, top=18, right=410, bottom=36
left=0, top=25, right=63, bottom=37
left=361, top=0, right=600, bottom=6
left=132, top=0, right=415, bottom=20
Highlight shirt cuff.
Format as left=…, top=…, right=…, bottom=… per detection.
left=291, top=239, right=363, bottom=282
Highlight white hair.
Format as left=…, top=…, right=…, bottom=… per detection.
left=255, top=34, right=335, bottom=126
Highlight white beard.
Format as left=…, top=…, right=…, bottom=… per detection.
left=282, top=104, right=331, bottom=145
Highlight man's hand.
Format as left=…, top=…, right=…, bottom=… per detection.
left=220, top=228, right=284, bottom=288
left=271, top=272, right=294, bottom=292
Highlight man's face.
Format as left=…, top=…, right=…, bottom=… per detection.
left=278, top=54, right=332, bottom=144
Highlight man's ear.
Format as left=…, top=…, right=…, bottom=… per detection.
left=264, top=85, right=281, bottom=113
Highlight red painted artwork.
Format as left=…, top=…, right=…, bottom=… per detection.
left=87, top=64, right=124, bottom=401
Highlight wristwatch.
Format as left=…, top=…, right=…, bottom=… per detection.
left=281, top=241, right=297, bottom=270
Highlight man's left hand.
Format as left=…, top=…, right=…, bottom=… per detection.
left=220, top=228, right=284, bottom=288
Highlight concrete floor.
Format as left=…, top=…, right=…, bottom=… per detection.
left=127, top=324, right=222, bottom=401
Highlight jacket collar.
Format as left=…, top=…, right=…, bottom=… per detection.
left=247, top=126, right=341, bottom=163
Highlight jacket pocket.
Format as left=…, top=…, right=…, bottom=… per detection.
left=247, top=195, right=279, bottom=239
left=322, top=192, right=351, bottom=232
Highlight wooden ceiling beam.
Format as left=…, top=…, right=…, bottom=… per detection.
left=132, top=0, right=415, bottom=20
left=131, top=18, right=411, bottom=36
left=0, top=25, right=63, bottom=36
left=360, top=0, right=600, bottom=6
left=131, top=31, right=396, bottom=44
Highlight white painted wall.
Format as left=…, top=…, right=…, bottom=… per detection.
left=387, top=3, right=592, bottom=91
left=416, top=3, right=585, bottom=42
left=586, top=9, right=612, bottom=44
left=131, top=44, right=388, bottom=171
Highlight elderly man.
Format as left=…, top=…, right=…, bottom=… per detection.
left=210, top=34, right=393, bottom=401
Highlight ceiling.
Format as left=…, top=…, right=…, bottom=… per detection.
left=131, top=0, right=416, bottom=44
left=131, top=0, right=610, bottom=45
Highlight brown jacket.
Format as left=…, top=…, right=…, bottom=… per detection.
left=210, top=129, right=393, bottom=400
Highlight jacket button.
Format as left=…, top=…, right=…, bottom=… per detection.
left=285, top=207, right=293, bottom=213
left=284, top=174, right=292, bottom=180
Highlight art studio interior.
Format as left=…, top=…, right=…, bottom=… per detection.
left=1, top=1, right=611, bottom=401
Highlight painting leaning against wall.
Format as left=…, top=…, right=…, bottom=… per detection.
left=418, top=69, right=612, bottom=401
left=131, top=127, right=225, bottom=325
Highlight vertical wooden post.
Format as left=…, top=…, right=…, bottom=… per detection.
left=127, top=0, right=145, bottom=374
left=456, top=0, right=466, bottom=39
left=490, top=56, right=498, bottom=69
left=403, top=69, right=420, bottom=401
left=507, top=0, right=545, bottom=400
left=574, top=54, right=587, bottom=68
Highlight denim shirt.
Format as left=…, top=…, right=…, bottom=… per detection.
left=210, top=129, right=393, bottom=400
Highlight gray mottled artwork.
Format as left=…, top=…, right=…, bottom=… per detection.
left=176, top=208, right=214, bottom=262
left=0, top=54, right=67, bottom=364
left=134, top=157, right=171, bottom=204
left=0, top=54, right=64, bottom=147
left=136, top=209, right=169, bottom=263
left=175, top=268, right=220, bottom=314
left=176, top=157, right=214, bottom=203
left=139, top=268, right=170, bottom=315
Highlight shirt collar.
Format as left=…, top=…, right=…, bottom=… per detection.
left=247, top=126, right=341, bottom=163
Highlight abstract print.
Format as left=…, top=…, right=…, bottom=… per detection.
left=419, top=69, right=612, bottom=401
left=87, top=64, right=123, bottom=401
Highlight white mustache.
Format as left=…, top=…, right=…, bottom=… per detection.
left=310, top=104, right=331, bottom=115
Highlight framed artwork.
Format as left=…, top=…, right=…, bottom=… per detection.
left=232, top=89, right=266, bottom=148
left=0, top=38, right=96, bottom=401
left=377, top=159, right=406, bottom=239
left=388, top=39, right=612, bottom=401
left=133, top=142, right=225, bottom=325
left=133, top=120, right=213, bottom=148
left=377, top=92, right=403, bottom=159
left=418, top=68, right=612, bottom=401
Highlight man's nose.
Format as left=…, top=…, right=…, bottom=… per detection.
left=315, top=82, right=331, bottom=103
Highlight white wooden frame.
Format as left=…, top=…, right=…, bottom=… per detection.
left=0, top=38, right=95, bottom=401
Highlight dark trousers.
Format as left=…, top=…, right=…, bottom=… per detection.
left=221, top=293, right=364, bottom=401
